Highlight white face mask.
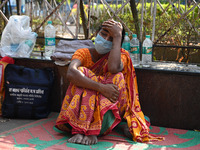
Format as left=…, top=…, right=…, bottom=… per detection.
left=94, top=34, right=112, bottom=54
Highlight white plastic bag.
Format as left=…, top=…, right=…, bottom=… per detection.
left=0, top=15, right=37, bottom=58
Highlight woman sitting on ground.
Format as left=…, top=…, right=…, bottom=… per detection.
left=55, top=19, right=164, bottom=145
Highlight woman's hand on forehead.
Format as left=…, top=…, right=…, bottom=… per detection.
left=102, top=19, right=122, bottom=28
left=102, top=19, right=123, bottom=38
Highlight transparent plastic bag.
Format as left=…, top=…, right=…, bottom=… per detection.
left=0, top=15, right=37, bottom=58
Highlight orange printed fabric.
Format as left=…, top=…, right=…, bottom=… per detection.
left=55, top=48, right=164, bottom=142
left=71, top=48, right=128, bottom=69
left=71, top=48, right=95, bottom=68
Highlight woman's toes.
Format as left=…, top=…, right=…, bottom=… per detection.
left=68, top=134, right=84, bottom=143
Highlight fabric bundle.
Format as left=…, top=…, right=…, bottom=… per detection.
left=51, top=40, right=95, bottom=66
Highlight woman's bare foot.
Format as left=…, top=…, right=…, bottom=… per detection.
left=123, top=123, right=132, bottom=139
left=81, top=135, right=98, bottom=145
left=68, top=134, right=84, bottom=144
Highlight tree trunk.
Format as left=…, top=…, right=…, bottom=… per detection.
left=130, top=0, right=140, bottom=41
left=80, top=0, right=88, bottom=39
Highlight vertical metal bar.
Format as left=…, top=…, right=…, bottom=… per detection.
left=140, top=0, right=144, bottom=42
left=19, top=0, right=21, bottom=15
left=116, top=0, right=118, bottom=11
left=87, top=0, right=91, bottom=39
left=8, top=0, right=12, bottom=15
left=91, top=0, right=94, bottom=16
left=144, top=0, right=146, bottom=16
left=122, top=0, right=124, bottom=14
left=152, top=0, right=157, bottom=42
left=185, top=0, right=187, bottom=12
left=76, top=0, right=80, bottom=39
left=151, top=0, right=153, bottom=15
left=140, top=0, right=144, bottom=61
left=30, top=0, right=33, bottom=28
left=95, top=0, right=98, bottom=17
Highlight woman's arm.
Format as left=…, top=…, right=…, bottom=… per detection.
left=67, top=59, right=119, bottom=102
left=102, top=20, right=123, bottom=74
left=67, top=59, right=101, bottom=92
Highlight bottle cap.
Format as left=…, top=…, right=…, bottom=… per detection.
left=125, top=32, right=128, bottom=36
left=47, top=21, right=52, bottom=24
left=132, top=34, right=137, bottom=38
left=146, top=35, right=150, bottom=38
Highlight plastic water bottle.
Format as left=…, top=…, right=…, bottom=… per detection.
left=44, top=21, right=56, bottom=59
left=130, top=34, right=140, bottom=66
left=142, top=35, right=152, bottom=67
left=122, top=32, right=130, bottom=51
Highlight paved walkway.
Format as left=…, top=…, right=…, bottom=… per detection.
left=0, top=112, right=55, bottom=133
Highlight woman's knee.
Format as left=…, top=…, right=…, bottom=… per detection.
left=78, top=67, right=97, bottom=81
left=112, top=72, right=125, bottom=89
left=78, top=66, right=88, bottom=73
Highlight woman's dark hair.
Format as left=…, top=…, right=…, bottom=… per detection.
left=121, top=26, right=125, bottom=46
left=97, top=23, right=126, bottom=46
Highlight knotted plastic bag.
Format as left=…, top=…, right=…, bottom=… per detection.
left=0, top=15, right=37, bottom=58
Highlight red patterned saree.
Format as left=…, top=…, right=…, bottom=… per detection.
left=56, top=48, right=164, bottom=142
